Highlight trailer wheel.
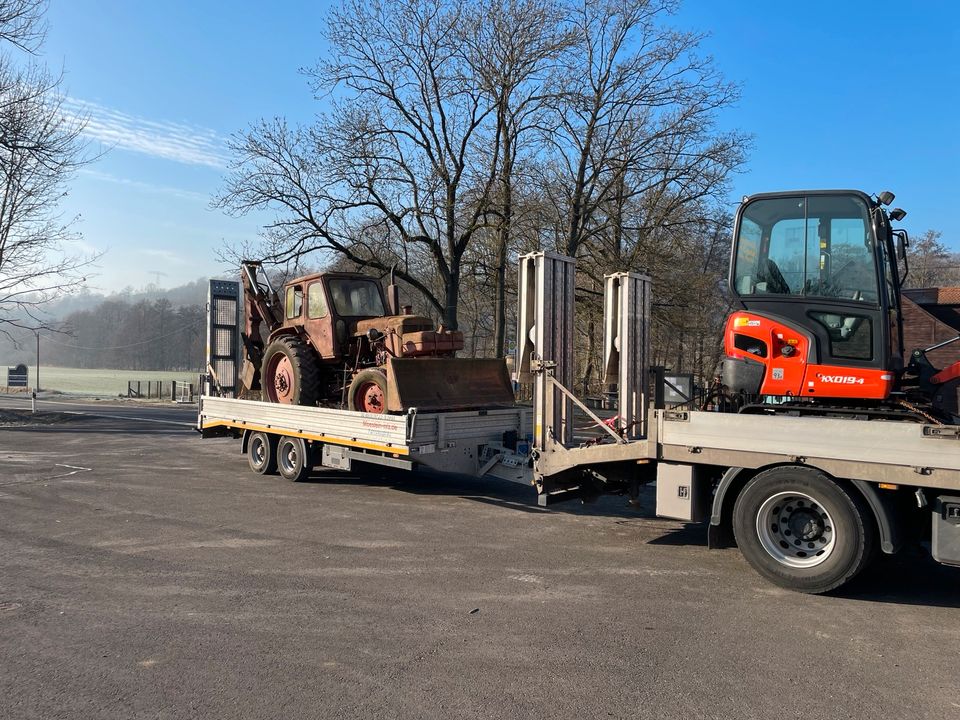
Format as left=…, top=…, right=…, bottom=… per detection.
left=732, top=467, right=875, bottom=594
left=247, top=431, right=277, bottom=475
left=276, top=436, right=312, bottom=482
left=347, top=369, right=387, bottom=414
left=261, top=336, right=321, bottom=406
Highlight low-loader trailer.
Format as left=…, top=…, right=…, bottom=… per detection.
left=200, top=251, right=960, bottom=594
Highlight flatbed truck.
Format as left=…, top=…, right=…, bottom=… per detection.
left=200, top=252, right=960, bottom=593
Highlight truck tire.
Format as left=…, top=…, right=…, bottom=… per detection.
left=732, top=466, right=875, bottom=594
left=276, top=436, right=312, bottom=482
left=261, top=336, right=321, bottom=405
left=347, top=369, right=388, bottom=414
left=247, top=431, right=277, bottom=475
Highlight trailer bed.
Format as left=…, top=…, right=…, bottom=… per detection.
left=198, top=396, right=533, bottom=482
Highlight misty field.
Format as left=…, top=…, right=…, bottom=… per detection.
left=1, top=366, right=200, bottom=396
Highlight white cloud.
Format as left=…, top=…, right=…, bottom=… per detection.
left=65, top=98, right=228, bottom=168
left=79, top=168, right=210, bottom=202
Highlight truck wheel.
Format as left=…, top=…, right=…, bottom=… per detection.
left=261, top=336, right=321, bottom=405
left=276, top=436, right=312, bottom=482
left=347, top=369, right=387, bottom=414
left=247, top=431, right=277, bottom=475
left=732, top=467, right=875, bottom=594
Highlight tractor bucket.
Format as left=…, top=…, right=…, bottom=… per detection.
left=385, top=357, right=515, bottom=412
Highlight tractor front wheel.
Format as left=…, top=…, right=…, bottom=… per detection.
left=261, top=336, right=321, bottom=405
left=348, top=369, right=388, bottom=414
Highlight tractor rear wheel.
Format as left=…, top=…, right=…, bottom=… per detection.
left=348, top=369, right=388, bottom=414
left=261, top=336, right=321, bottom=405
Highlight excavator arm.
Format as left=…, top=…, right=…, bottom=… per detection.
left=239, top=261, right=283, bottom=397
left=932, top=360, right=960, bottom=386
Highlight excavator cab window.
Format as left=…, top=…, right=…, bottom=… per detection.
left=733, top=195, right=879, bottom=303
left=285, top=285, right=304, bottom=320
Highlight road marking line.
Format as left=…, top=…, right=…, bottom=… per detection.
left=54, top=463, right=93, bottom=475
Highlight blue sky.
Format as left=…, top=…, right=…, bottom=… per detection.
left=42, top=0, right=959, bottom=293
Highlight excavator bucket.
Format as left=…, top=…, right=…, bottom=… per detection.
left=385, top=357, right=515, bottom=412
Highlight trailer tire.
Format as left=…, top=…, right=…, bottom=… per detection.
left=261, top=335, right=321, bottom=406
left=247, top=431, right=277, bottom=475
left=276, top=436, right=312, bottom=482
left=732, top=466, right=875, bottom=594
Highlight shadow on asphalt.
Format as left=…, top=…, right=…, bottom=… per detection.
left=299, top=466, right=646, bottom=519
left=835, top=550, right=960, bottom=607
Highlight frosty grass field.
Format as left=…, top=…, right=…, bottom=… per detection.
left=1, top=366, right=199, bottom=396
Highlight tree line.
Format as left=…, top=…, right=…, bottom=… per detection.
left=216, top=0, right=749, bottom=390
left=39, top=297, right=205, bottom=371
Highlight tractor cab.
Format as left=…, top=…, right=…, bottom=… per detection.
left=723, top=190, right=908, bottom=401
left=280, top=272, right=389, bottom=361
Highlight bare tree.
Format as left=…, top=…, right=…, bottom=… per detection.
left=539, top=0, right=748, bottom=259
left=904, top=229, right=954, bottom=288
left=463, top=0, right=570, bottom=355
left=218, top=0, right=506, bottom=330
left=0, top=0, right=92, bottom=337
left=217, top=0, right=749, bottom=372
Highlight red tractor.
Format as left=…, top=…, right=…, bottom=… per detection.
left=239, top=261, right=513, bottom=413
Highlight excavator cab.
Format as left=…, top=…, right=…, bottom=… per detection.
left=722, top=190, right=907, bottom=403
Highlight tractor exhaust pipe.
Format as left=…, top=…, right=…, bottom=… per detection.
left=386, top=263, right=401, bottom=316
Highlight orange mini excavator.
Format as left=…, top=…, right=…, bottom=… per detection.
left=720, top=189, right=959, bottom=422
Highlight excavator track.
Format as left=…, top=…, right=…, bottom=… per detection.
left=737, top=399, right=947, bottom=424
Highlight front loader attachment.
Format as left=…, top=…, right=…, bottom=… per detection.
left=385, top=357, right=515, bottom=412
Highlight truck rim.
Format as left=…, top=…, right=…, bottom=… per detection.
left=354, top=381, right=385, bottom=413
left=755, top=491, right=836, bottom=568
left=266, top=354, right=295, bottom=403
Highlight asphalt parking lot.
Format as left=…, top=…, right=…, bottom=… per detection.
left=1, top=402, right=959, bottom=719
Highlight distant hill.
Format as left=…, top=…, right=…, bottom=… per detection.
left=38, top=277, right=212, bottom=319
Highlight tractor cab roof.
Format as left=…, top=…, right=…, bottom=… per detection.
left=286, top=270, right=381, bottom=287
